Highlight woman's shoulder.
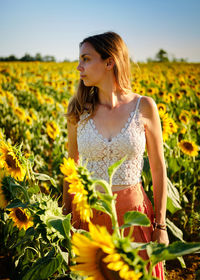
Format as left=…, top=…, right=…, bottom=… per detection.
left=139, top=95, right=158, bottom=116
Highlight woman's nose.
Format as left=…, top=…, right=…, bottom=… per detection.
left=77, top=63, right=83, bottom=72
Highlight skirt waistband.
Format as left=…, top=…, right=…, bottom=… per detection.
left=96, top=181, right=143, bottom=193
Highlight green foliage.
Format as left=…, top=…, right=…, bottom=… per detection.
left=120, top=211, right=151, bottom=229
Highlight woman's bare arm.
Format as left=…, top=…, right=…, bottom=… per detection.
left=62, top=118, right=79, bottom=215
left=141, top=96, right=169, bottom=244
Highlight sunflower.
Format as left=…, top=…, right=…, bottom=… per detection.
left=196, top=91, right=200, bottom=99
left=52, top=110, right=57, bottom=118
left=56, top=102, right=63, bottom=112
left=168, top=93, right=175, bottom=102
left=0, top=130, right=4, bottom=140
left=25, top=130, right=32, bottom=140
left=178, top=140, right=199, bottom=157
left=71, top=223, right=142, bottom=280
left=192, top=115, right=200, bottom=125
left=69, top=181, right=93, bottom=223
left=0, top=140, right=26, bottom=181
left=175, top=92, right=183, bottom=100
left=43, top=95, right=54, bottom=104
left=0, top=176, right=8, bottom=209
left=61, top=99, right=68, bottom=108
left=13, top=107, right=26, bottom=120
left=29, top=109, right=37, bottom=121
left=181, top=110, right=190, bottom=116
left=163, top=95, right=171, bottom=103
left=160, top=113, right=172, bottom=141
left=46, top=121, right=60, bottom=140
left=180, top=127, right=186, bottom=134
left=179, top=112, right=189, bottom=124
left=157, top=103, right=166, bottom=117
left=191, top=108, right=198, bottom=115
left=25, top=115, right=33, bottom=126
left=60, top=157, right=77, bottom=178
left=9, top=207, right=33, bottom=230
left=158, top=91, right=165, bottom=98
left=146, top=87, right=157, bottom=96
left=168, top=118, right=178, bottom=133
left=139, top=88, right=145, bottom=95
left=60, top=157, right=93, bottom=223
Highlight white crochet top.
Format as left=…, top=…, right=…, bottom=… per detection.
left=77, top=96, right=146, bottom=185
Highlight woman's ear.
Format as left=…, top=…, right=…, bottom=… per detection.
left=106, top=57, right=115, bottom=69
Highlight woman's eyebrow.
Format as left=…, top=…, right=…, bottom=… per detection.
left=80, top=53, right=90, bottom=58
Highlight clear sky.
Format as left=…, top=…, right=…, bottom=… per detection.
left=0, top=0, right=200, bottom=62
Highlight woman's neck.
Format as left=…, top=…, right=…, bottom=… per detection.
left=98, top=88, right=133, bottom=109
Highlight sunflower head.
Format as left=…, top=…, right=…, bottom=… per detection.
left=60, top=158, right=96, bottom=223
left=157, top=103, right=166, bottom=117
left=60, top=157, right=77, bottom=178
left=25, top=115, right=33, bottom=126
left=0, top=174, right=17, bottom=208
left=13, top=107, right=26, bottom=120
left=160, top=113, right=172, bottom=141
left=71, top=223, right=143, bottom=280
left=46, top=121, right=60, bottom=140
left=175, top=92, right=183, bottom=99
left=178, top=140, right=199, bottom=157
left=179, top=112, right=190, bottom=124
left=9, top=207, right=33, bottom=231
left=0, top=173, right=8, bottom=209
left=0, top=140, right=27, bottom=181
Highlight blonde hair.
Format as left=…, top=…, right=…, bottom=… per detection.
left=67, top=31, right=132, bottom=123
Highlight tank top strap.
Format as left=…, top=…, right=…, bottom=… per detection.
left=134, top=96, right=142, bottom=116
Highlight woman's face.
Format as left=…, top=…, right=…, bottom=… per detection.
left=77, top=42, right=108, bottom=87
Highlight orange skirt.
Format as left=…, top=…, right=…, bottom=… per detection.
left=71, top=182, right=165, bottom=279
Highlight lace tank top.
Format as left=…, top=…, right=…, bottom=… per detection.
left=77, top=96, right=146, bottom=185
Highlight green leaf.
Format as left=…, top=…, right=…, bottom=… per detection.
left=166, top=218, right=184, bottom=242
left=167, top=177, right=182, bottom=214
left=28, top=184, right=40, bottom=194
left=92, top=200, right=112, bottom=216
left=168, top=157, right=181, bottom=174
left=177, top=256, right=186, bottom=268
left=58, top=246, right=69, bottom=265
left=32, top=172, right=56, bottom=186
left=48, top=219, right=65, bottom=237
left=62, top=214, right=71, bottom=239
left=119, top=211, right=150, bottom=229
left=6, top=199, right=27, bottom=209
left=147, top=241, right=200, bottom=266
left=97, top=192, right=114, bottom=203
left=108, top=156, right=127, bottom=178
left=22, top=249, right=62, bottom=280
left=143, top=156, right=150, bottom=173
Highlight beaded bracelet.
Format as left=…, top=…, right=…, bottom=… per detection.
left=153, top=222, right=167, bottom=231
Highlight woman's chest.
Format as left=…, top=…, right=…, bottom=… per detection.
left=77, top=118, right=146, bottom=161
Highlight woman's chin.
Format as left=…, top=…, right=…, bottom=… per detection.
left=82, top=80, right=94, bottom=87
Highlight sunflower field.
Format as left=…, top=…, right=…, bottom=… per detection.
left=0, top=61, right=200, bottom=280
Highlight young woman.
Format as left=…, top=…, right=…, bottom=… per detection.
left=63, top=31, right=169, bottom=279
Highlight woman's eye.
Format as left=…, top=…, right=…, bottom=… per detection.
left=83, top=57, right=88, bottom=61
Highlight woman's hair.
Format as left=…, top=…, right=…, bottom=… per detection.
left=67, top=31, right=132, bottom=123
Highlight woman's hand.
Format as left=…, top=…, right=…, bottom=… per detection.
left=152, top=228, right=169, bottom=245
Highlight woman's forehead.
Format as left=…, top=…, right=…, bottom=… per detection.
left=79, top=42, right=96, bottom=56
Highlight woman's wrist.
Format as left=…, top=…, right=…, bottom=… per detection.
left=153, top=221, right=167, bottom=231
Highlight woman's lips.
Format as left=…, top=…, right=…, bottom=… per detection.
left=80, top=75, right=86, bottom=78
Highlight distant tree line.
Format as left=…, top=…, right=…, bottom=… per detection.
left=0, top=52, right=57, bottom=62
left=0, top=49, right=187, bottom=63
left=147, top=49, right=187, bottom=63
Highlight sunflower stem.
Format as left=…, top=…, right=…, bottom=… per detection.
left=12, top=183, right=30, bottom=204
left=39, top=238, right=44, bottom=258
left=107, top=184, right=120, bottom=238
left=94, top=180, right=121, bottom=237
